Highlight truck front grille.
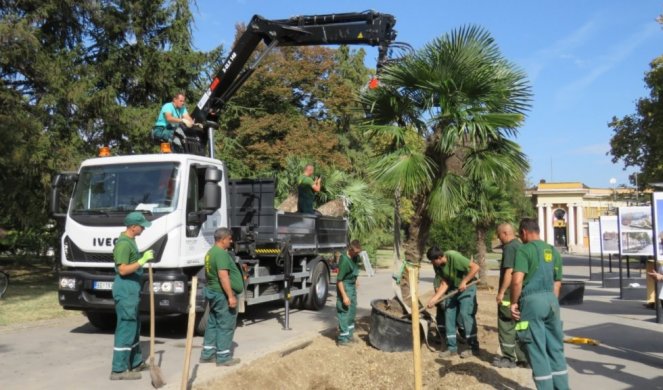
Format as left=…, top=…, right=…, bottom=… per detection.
left=64, top=237, right=114, bottom=262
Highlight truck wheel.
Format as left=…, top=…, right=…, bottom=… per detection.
left=194, top=301, right=209, bottom=336
left=305, top=261, right=329, bottom=310
left=85, top=311, right=116, bottom=331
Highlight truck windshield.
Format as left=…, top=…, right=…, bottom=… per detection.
left=71, top=162, right=180, bottom=215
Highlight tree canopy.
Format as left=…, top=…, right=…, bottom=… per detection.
left=609, top=49, right=663, bottom=188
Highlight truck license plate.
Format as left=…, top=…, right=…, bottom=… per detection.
left=93, top=281, right=113, bottom=290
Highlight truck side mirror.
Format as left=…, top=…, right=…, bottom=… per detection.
left=50, top=172, right=78, bottom=219
left=202, top=182, right=221, bottom=210
left=202, top=167, right=222, bottom=210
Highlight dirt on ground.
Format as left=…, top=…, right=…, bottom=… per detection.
left=197, top=275, right=535, bottom=390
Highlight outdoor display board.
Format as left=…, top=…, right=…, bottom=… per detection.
left=652, top=192, right=663, bottom=262
left=617, top=206, right=654, bottom=256
left=588, top=220, right=601, bottom=254
left=599, top=215, right=619, bottom=255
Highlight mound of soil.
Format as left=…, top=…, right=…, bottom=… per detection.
left=197, top=275, right=534, bottom=390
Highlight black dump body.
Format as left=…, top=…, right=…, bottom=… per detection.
left=227, top=179, right=347, bottom=257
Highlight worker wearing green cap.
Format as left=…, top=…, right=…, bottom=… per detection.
left=110, top=211, right=154, bottom=381
left=511, top=218, right=568, bottom=390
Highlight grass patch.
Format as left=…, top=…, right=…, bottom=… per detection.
left=0, top=258, right=79, bottom=326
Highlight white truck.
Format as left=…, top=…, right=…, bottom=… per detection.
left=49, top=11, right=399, bottom=332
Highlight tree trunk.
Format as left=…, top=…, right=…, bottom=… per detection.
left=393, top=188, right=402, bottom=266
left=475, top=224, right=488, bottom=281
left=403, top=192, right=431, bottom=262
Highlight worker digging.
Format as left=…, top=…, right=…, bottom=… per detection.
left=426, top=247, right=481, bottom=358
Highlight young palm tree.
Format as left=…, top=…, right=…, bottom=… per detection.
left=361, top=25, right=532, bottom=262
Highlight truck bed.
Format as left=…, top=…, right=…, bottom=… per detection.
left=227, top=179, right=347, bottom=256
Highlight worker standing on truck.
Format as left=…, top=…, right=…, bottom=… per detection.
left=110, top=212, right=154, bottom=381
left=200, top=228, right=243, bottom=366
left=336, top=240, right=362, bottom=346
left=426, top=247, right=480, bottom=358
left=493, top=223, right=528, bottom=369
left=152, top=92, right=194, bottom=151
left=297, top=164, right=321, bottom=214
left=510, top=218, right=568, bottom=390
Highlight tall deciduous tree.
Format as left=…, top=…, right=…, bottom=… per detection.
left=0, top=0, right=215, bottom=250
left=609, top=49, right=663, bottom=188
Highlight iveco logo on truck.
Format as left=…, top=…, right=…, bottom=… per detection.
left=93, top=237, right=118, bottom=247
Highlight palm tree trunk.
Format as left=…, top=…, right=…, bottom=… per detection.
left=393, top=188, right=402, bottom=265
left=475, top=224, right=488, bottom=281
left=403, top=192, right=431, bottom=262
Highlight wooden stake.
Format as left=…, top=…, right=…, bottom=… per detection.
left=180, top=276, right=198, bottom=390
left=408, top=264, right=422, bottom=390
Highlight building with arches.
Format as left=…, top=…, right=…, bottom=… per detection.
left=527, top=181, right=640, bottom=253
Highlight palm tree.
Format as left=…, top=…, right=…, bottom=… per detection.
left=361, top=25, right=532, bottom=261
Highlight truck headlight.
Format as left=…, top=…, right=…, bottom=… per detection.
left=160, top=282, right=173, bottom=293
left=59, top=277, right=77, bottom=290
left=174, top=281, right=185, bottom=293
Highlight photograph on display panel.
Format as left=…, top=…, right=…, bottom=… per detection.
left=618, top=206, right=654, bottom=256
left=653, top=193, right=663, bottom=261
left=599, top=215, right=619, bottom=254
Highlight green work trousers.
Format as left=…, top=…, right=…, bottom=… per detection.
left=201, top=288, right=238, bottom=363
left=444, top=285, right=478, bottom=351
left=336, top=280, right=357, bottom=343
left=517, top=292, right=568, bottom=390
left=498, top=302, right=528, bottom=363
left=111, top=278, right=143, bottom=373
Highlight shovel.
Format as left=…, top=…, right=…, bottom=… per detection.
left=148, top=264, right=166, bottom=388
left=180, top=276, right=198, bottom=390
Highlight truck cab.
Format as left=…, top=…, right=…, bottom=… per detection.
left=54, top=153, right=226, bottom=328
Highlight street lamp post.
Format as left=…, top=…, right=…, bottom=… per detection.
left=609, top=178, right=617, bottom=212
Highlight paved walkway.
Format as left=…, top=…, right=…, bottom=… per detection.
left=557, top=255, right=663, bottom=389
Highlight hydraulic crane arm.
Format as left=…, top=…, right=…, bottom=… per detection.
left=191, top=11, right=398, bottom=124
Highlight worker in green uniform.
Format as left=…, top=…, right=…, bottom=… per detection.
left=426, top=247, right=480, bottom=358
left=110, top=212, right=154, bottom=380
left=152, top=92, right=194, bottom=151
left=511, top=218, right=568, bottom=390
left=493, top=223, right=528, bottom=369
left=336, top=240, right=362, bottom=346
left=297, top=164, right=321, bottom=214
left=200, top=228, right=243, bottom=366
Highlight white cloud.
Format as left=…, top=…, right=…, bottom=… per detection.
left=522, top=18, right=598, bottom=82
left=570, top=143, right=609, bottom=156
left=554, top=22, right=661, bottom=105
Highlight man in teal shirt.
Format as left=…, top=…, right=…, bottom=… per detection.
left=426, top=247, right=480, bottom=358
left=336, top=240, right=362, bottom=346
left=511, top=218, right=568, bottom=390
left=152, top=92, right=194, bottom=151
left=110, top=212, right=154, bottom=380
left=494, top=223, right=528, bottom=368
left=200, top=228, right=244, bottom=366
left=297, top=164, right=321, bottom=214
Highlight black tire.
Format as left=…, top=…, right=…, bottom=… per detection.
left=85, top=311, right=116, bottom=331
left=304, top=261, right=329, bottom=310
left=194, top=301, right=209, bottom=336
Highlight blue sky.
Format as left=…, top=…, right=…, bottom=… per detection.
left=191, top=0, right=662, bottom=188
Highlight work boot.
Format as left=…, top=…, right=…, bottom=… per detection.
left=130, top=361, right=149, bottom=372
left=199, top=356, right=215, bottom=364
left=460, top=348, right=479, bottom=359
left=109, top=371, right=142, bottom=380
left=492, top=357, right=517, bottom=368
left=217, top=358, right=241, bottom=367
left=439, top=349, right=457, bottom=358
left=336, top=341, right=351, bottom=347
